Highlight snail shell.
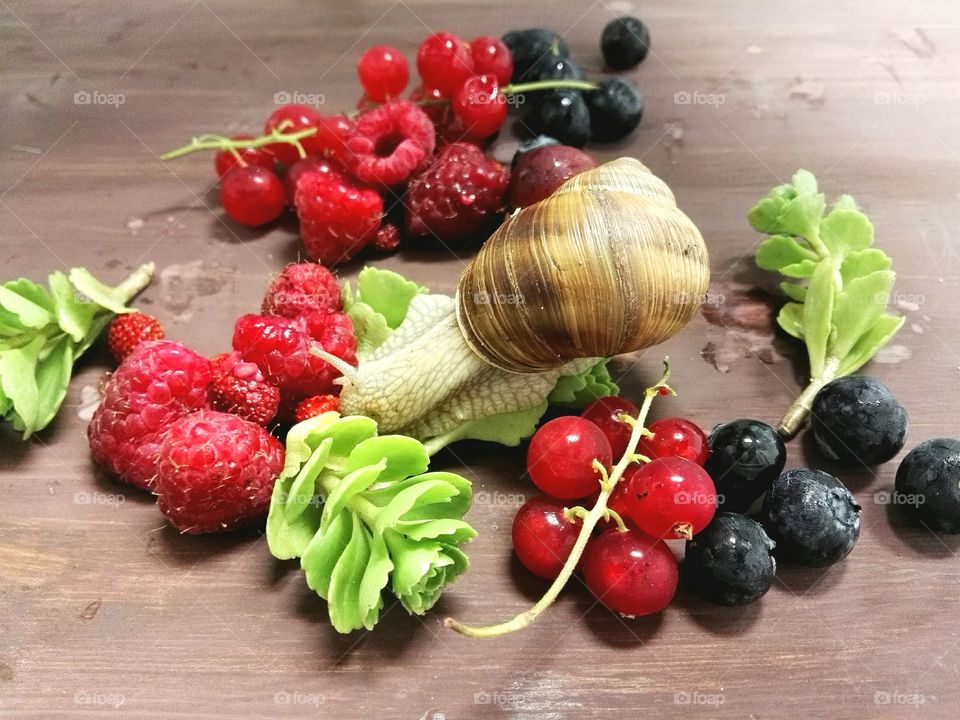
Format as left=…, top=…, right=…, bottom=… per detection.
left=456, top=157, right=710, bottom=373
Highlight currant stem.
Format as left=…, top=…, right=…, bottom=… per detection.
left=777, top=355, right=840, bottom=439
left=159, top=127, right=318, bottom=161
left=445, top=359, right=672, bottom=639
left=502, top=79, right=598, bottom=95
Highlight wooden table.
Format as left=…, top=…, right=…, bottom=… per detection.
left=3, top=1, right=959, bottom=717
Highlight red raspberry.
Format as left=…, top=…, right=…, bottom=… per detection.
left=88, top=340, right=212, bottom=490
left=294, top=394, right=340, bottom=422
left=346, top=101, right=436, bottom=186
left=283, top=156, right=342, bottom=205
left=107, top=312, right=165, bottom=364
left=210, top=352, right=281, bottom=426
left=404, top=142, right=509, bottom=241
left=416, top=32, right=474, bottom=96
left=155, top=410, right=285, bottom=534
left=295, top=167, right=384, bottom=265
left=372, top=222, right=401, bottom=252
left=232, top=311, right=357, bottom=404
left=261, top=262, right=342, bottom=318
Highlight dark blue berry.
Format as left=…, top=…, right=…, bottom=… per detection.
left=525, top=90, right=591, bottom=148
left=763, top=468, right=861, bottom=567
left=811, top=375, right=907, bottom=467
left=523, top=57, right=585, bottom=104
left=502, top=28, right=570, bottom=83
left=601, top=16, right=650, bottom=71
left=683, top=513, right=776, bottom=606
left=895, top=438, right=960, bottom=533
left=704, top=419, right=786, bottom=513
left=587, top=78, right=643, bottom=143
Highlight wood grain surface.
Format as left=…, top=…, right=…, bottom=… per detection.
left=3, top=1, right=960, bottom=718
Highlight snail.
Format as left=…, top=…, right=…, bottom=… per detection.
left=327, top=157, right=710, bottom=441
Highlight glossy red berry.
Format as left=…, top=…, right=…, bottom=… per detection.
left=453, top=75, right=508, bottom=138
left=416, top=32, right=474, bottom=96
left=640, top=417, right=710, bottom=465
left=409, top=84, right=449, bottom=124
left=264, top=103, right=323, bottom=165
left=512, top=495, right=582, bottom=579
left=283, top=156, right=341, bottom=205
left=219, top=165, right=285, bottom=226
left=470, top=36, right=513, bottom=85
left=581, top=396, right=640, bottom=458
left=620, top=457, right=718, bottom=540
left=309, top=114, right=354, bottom=162
left=584, top=528, right=678, bottom=616
left=527, top=416, right=613, bottom=500
left=358, top=45, right=410, bottom=102
left=214, top=135, right=275, bottom=178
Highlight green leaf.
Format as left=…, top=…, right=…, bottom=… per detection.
left=792, top=169, right=818, bottom=195
left=68, top=268, right=134, bottom=315
left=0, top=283, right=54, bottom=329
left=356, top=267, right=424, bottom=329
left=320, top=460, right=387, bottom=532
left=283, top=437, right=331, bottom=525
left=756, top=235, right=818, bottom=271
left=777, top=302, right=805, bottom=339
left=779, top=259, right=818, bottom=278
left=343, top=435, right=429, bottom=481
left=776, top=193, right=827, bottom=241
left=802, top=259, right=836, bottom=377
left=548, top=359, right=619, bottom=408
left=829, top=270, right=896, bottom=360
left=33, top=335, right=74, bottom=432
left=347, top=300, right=392, bottom=358
left=747, top=183, right=795, bottom=233
left=327, top=514, right=374, bottom=633
left=840, top=248, right=892, bottom=285
left=780, top=282, right=807, bottom=303
left=301, top=508, right=354, bottom=599
left=48, top=271, right=96, bottom=342
left=0, top=336, right=45, bottom=436
left=837, top=314, right=905, bottom=376
left=820, top=208, right=874, bottom=257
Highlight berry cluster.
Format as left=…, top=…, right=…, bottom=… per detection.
left=164, top=17, right=653, bottom=261
left=89, top=263, right=355, bottom=534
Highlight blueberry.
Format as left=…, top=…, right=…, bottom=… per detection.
left=600, top=16, right=650, bottom=71
left=682, top=513, right=776, bottom=606
left=704, top=419, right=786, bottom=513
left=525, top=90, right=591, bottom=148
left=811, top=376, right=907, bottom=467
left=763, top=468, right=861, bottom=567
left=895, top=438, right=960, bottom=533
left=586, top=78, right=643, bottom=143
left=502, top=28, right=570, bottom=83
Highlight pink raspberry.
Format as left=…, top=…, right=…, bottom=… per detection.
left=87, top=340, right=213, bottom=490
left=155, top=410, right=285, bottom=534
left=295, top=168, right=383, bottom=265
left=232, top=311, right=357, bottom=404
left=209, top=351, right=281, bottom=426
left=261, top=262, right=342, bottom=318
left=346, top=101, right=436, bottom=186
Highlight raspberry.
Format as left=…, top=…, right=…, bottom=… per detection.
left=155, top=410, right=285, bottom=534
left=261, top=262, right=342, bottom=318
left=372, top=222, right=401, bottom=252
left=294, top=394, right=340, bottom=422
left=88, top=340, right=212, bottom=490
left=346, top=101, right=436, bottom=186
left=232, top=311, right=357, bottom=404
left=107, top=312, right=165, bottom=364
left=283, top=156, right=341, bottom=205
left=295, top=167, right=384, bottom=265
left=404, top=142, right=509, bottom=241
left=210, top=352, right=281, bottom=426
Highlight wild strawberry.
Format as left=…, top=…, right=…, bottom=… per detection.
left=155, top=410, right=285, bottom=534
left=346, top=101, right=436, bottom=186
left=107, top=312, right=165, bottom=364
left=88, top=340, right=212, bottom=489
left=210, top=352, right=280, bottom=426
left=261, top=262, right=342, bottom=319
left=294, top=394, right=340, bottom=422
left=404, top=142, right=508, bottom=241
left=295, top=167, right=383, bottom=265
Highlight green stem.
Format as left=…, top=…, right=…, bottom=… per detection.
left=160, top=128, right=317, bottom=161
left=777, top=355, right=840, bottom=438
left=445, top=360, right=672, bottom=638
left=503, top=79, right=598, bottom=95
left=112, top=262, right=156, bottom=304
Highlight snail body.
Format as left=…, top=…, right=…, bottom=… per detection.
left=456, top=157, right=709, bottom=373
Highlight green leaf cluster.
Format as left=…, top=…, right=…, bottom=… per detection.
left=0, top=264, right=154, bottom=438
left=751, top=171, right=903, bottom=378
left=267, top=412, right=475, bottom=633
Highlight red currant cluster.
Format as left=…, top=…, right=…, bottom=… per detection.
left=514, top=396, right=716, bottom=617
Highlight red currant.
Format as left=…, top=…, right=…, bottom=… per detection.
left=283, top=156, right=341, bottom=205
left=512, top=495, right=581, bottom=579
left=470, top=36, right=513, bottom=85
left=527, top=416, right=612, bottom=500
left=310, top=114, right=353, bottom=163
left=620, top=457, right=718, bottom=540
left=416, top=32, right=474, bottom=96
left=639, top=417, right=710, bottom=465
left=219, top=165, right=285, bottom=226
left=214, top=135, right=275, bottom=178
left=409, top=85, right=448, bottom=124
left=358, top=45, right=410, bottom=102
left=580, top=396, right=640, bottom=458
left=453, top=75, right=508, bottom=138
left=584, top=528, right=678, bottom=616
left=264, top=103, right=323, bottom=164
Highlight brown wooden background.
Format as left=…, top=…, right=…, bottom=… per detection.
left=3, top=1, right=960, bottom=718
